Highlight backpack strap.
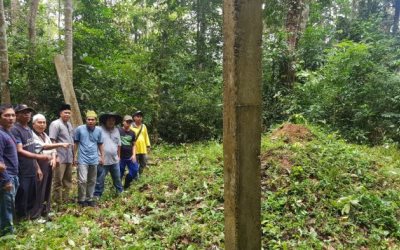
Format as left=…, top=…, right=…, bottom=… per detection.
left=136, top=125, right=144, bottom=139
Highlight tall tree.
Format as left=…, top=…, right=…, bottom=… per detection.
left=393, top=0, right=400, bottom=33
left=284, top=0, right=309, bottom=86
left=64, top=0, right=73, bottom=80
left=0, top=0, right=9, bottom=103
left=28, top=0, right=40, bottom=47
left=10, top=0, right=20, bottom=33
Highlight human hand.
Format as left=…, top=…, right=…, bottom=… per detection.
left=61, top=143, right=70, bottom=148
left=39, top=154, right=52, bottom=161
left=3, top=182, right=12, bottom=192
left=0, top=163, right=5, bottom=173
left=99, top=156, right=104, bottom=165
left=50, top=158, right=57, bottom=169
left=37, top=168, right=43, bottom=181
left=130, top=155, right=137, bottom=163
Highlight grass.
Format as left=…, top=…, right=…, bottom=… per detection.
left=1, top=123, right=400, bottom=249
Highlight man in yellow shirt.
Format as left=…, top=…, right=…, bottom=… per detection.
left=130, top=111, right=150, bottom=174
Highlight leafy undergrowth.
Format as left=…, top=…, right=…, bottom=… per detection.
left=262, top=123, right=400, bottom=249
left=1, top=142, right=225, bottom=249
left=1, top=123, right=400, bottom=249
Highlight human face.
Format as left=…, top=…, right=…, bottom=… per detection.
left=105, top=117, right=116, bottom=129
left=133, top=115, right=142, bottom=125
left=16, top=110, right=32, bottom=125
left=60, top=110, right=71, bottom=122
left=0, top=108, right=16, bottom=130
left=86, top=117, right=97, bottom=128
left=33, top=118, right=46, bottom=133
left=123, top=120, right=132, bottom=129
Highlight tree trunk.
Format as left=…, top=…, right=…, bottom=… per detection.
left=0, top=0, right=10, bottom=103
left=284, top=0, right=309, bottom=87
left=223, top=0, right=262, bottom=249
left=393, top=0, right=400, bottom=34
left=28, top=0, right=40, bottom=47
left=10, top=0, right=20, bottom=33
left=196, top=0, right=207, bottom=69
left=58, top=0, right=62, bottom=42
left=64, top=0, right=73, bottom=81
left=54, top=55, right=82, bottom=127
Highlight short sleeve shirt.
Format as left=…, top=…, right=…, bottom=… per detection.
left=74, top=125, right=103, bottom=165
left=101, top=126, right=121, bottom=165
left=118, top=127, right=136, bottom=159
left=11, top=123, right=36, bottom=177
left=0, top=128, right=18, bottom=186
left=49, top=118, right=74, bottom=163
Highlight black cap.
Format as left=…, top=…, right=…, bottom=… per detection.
left=99, top=112, right=122, bottom=125
left=14, top=104, right=35, bottom=113
left=59, top=103, right=71, bottom=112
left=133, top=110, right=143, bottom=117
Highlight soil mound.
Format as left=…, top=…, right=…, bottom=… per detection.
left=271, top=123, right=313, bottom=143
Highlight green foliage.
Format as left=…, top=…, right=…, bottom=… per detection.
left=2, top=123, right=400, bottom=248
left=261, top=123, right=400, bottom=248
left=293, top=41, right=400, bottom=144
left=1, top=141, right=225, bottom=248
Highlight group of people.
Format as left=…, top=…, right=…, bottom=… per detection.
left=0, top=103, right=151, bottom=236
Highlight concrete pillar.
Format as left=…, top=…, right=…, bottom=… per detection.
left=223, top=0, right=262, bottom=249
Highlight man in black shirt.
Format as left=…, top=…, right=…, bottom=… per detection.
left=11, top=104, right=50, bottom=219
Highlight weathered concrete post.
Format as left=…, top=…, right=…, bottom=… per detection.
left=223, top=0, right=262, bottom=249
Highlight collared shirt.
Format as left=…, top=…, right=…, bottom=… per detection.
left=49, top=118, right=74, bottom=163
left=101, top=126, right=121, bottom=165
left=11, top=123, right=36, bottom=177
left=74, top=125, right=103, bottom=165
left=0, top=128, right=18, bottom=187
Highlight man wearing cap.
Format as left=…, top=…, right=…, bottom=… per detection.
left=131, top=111, right=151, bottom=174
left=0, top=104, right=19, bottom=235
left=49, top=103, right=74, bottom=203
left=118, top=115, right=138, bottom=189
left=94, top=112, right=123, bottom=198
left=11, top=104, right=50, bottom=218
left=74, top=111, right=104, bottom=207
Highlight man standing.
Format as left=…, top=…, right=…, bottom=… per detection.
left=0, top=104, right=19, bottom=235
left=94, top=112, right=123, bottom=198
left=49, top=104, right=74, bottom=203
left=119, top=115, right=138, bottom=189
left=11, top=104, right=49, bottom=218
left=131, top=111, right=151, bottom=174
left=74, top=111, right=103, bottom=207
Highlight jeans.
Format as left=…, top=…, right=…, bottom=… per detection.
left=94, top=163, right=123, bottom=197
left=0, top=176, right=19, bottom=236
left=119, top=158, right=139, bottom=188
left=77, top=164, right=97, bottom=202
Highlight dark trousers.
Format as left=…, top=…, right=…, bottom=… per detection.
left=15, top=176, right=37, bottom=219
left=31, top=160, right=52, bottom=218
left=136, top=154, right=147, bottom=174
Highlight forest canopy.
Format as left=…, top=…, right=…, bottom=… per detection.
left=1, top=0, right=400, bottom=144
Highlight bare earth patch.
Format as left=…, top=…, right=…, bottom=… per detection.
left=271, top=123, right=314, bottom=143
